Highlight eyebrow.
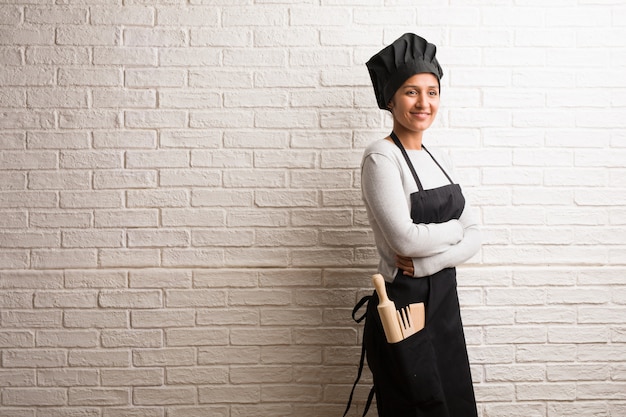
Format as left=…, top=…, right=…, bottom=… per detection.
left=402, top=85, right=439, bottom=90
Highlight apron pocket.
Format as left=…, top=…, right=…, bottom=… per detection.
left=389, top=327, right=445, bottom=406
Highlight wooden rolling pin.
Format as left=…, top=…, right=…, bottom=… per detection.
left=372, top=274, right=403, bottom=343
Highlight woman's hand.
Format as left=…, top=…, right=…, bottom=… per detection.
left=396, top=254, right=414, bottom=277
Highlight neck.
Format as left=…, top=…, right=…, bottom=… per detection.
left=391, top=125, right=423, bottom=150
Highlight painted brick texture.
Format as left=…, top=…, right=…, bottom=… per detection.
left=1, top=2, right=625, bottom=417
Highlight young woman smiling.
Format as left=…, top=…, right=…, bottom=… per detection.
left=345, top=33, right=481, bottom=417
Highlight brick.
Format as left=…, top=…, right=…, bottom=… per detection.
left=0, top=151, right=57, bottom=170
left=165, top=289, right=226, bottom=307
left=1, top=27, right=54, bottom=45
left=160, top=130, right=221, bottom=149
left=92, top=89, right=157, bottom=108
left=0, top=310, right=62, bottom=329
left=127, top=229, right=191, bottom=247
left=124, top=28, right=186, bottom=47
left=189, top=69, right=253, bottom=88
left=95, top=210, right=159, bottom=228
left=102, top=409, right=163, bottom=417
left=192, top=150, right=252, bottom=168
left=37, top=369, right=99, bottom=386
left=99, top=249, right=161, bottom=268
left=134, top=387, right=196, bottom=405
left=27, top=132, right=90, bottom=149
left=2, top=388, right=66, bottom=406
left=29, top=171, right=90, bottom=190
left=0, top=231, right=59, bottom=248
left=36, top=330, right=98, bottom=348
left=196, top=308, right=259, bottom=326
left=31, top=249, right=98, bottom=269
left=254, top=70, right=318, bottom=88
left=165, top=328, right=229, bottom=346
left=125, top=69, right=186, bottom=88
left=133, top=348, right=195, bottom=367
left=162, top=208, right=225, bottom=227
left=232, top=405, right=292, bottom=417
left=261, top=384, right=322, bottom=403
left=130, top=269, right=192, bottom=288
left=93, top=47, right=157, bottom=66
left=2, top=67, right=55, bottom=87
left=224, top=248, right=289, bottom=268
left=126, top=150, right=189, bottom=168
left=230, top=328, right=291, bottom=346
left=0, top=369, right=35, bottom=386
left=198, top=385, right=260, bottom=404
left=191, top=229, right=254, bottom=247
left=27, top=88, right=89, bottom=108
left=48, top=143, right=117, bottom=173
left=222, top=7, right=284, bottom=26
left=162, top=248, right=224, bottom=267
left=68, top=350, right=130, bottom=367
left=0, top=331, right=34, bottom=348
left=0, top=6, right=21, bottom=24
left=48, top=278, right=106, bottom=303
left=68, top=388, right=129, bottom=406
left=131, top=310, right=195, bottom=329
left=125, top=110, right=187, bottom=128
left=2, top=349, right=67, bottom=368
left=193, top=269, right=259, bottom=288
left=101, top=369, right=163, bottom=386
left=25, top=46, right=89, bottom=65
left=190, top=110, right=254, bottom=129
left=166, top=367, right=229, bottom=385
left=0, top=88, right=26, bottom=107
left=159, top=90, right=220, bottom=108
left=0, top=249, right=30, bottom=269
left=59, top=110, right=121, bottom=129
left=93, top=131, right=157, bottom=149
left=231, top=366, right=292, bottom=384
left=63, top=311, right=128, bottom=329
left=99, top=290, right=162, bottom=308
left=91, top=6, right=154, bottom=25
left=34, top=291, right=98, bottom=308
left=101, top=330, right=163, bottom=348
left=93, top=170, right=157, bottom=189
left=197, top=346, right=260, bottom=365
left=190, top=28, right=251, bottom=47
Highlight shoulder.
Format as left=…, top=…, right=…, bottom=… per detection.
left=362, top=138, right=400, bottom=161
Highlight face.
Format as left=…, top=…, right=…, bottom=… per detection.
left=387, top=72, right=440, bottom=136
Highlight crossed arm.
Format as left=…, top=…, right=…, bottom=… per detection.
left=362, top=150, right=481, bottom=279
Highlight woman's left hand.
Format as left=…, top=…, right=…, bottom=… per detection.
left=396, top=255, right=414, bottom=276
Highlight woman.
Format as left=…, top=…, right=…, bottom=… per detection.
left=345, top=34, right=481, bottom=417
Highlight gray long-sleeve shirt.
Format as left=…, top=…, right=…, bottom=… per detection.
left=361, top=138, right=481, bottom=282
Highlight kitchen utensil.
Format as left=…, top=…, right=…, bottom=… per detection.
left=372, top=274, right=403, bottom=343
left=397, top=303, right=425, bottom=339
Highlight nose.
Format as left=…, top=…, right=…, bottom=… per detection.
left=416, top=91, right=428, bottom=107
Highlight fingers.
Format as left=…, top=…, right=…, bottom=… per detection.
left=395, top=255, right=414, bottom=276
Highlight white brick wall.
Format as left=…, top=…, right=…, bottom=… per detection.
left=1, top=2, right=625, bottom=416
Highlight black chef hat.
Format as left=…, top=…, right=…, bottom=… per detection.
left=366, top=33, right=443, bottom=110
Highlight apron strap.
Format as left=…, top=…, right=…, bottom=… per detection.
left=343, top=295, right=375, bottom=417
left=422, top=145, right=455, bottom=185
left=390, top=131, right=456, bottom=189
left=390, top=131, right=425, bottom=193
left=352, top=294, right=370, bottom=323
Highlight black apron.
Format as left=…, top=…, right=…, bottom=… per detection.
left=344, top=132, right=477, bottom=417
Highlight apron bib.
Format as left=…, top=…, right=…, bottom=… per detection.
left=345, top=133, right=477, bottom=417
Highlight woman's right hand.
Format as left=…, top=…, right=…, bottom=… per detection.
left=396, top=254, right=415, bottom=277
